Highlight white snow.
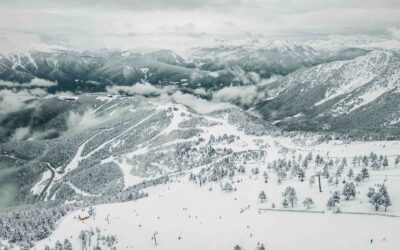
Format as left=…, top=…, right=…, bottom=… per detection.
left=34, top=139, right=400, bottom=250
left=30, top=169, right=52, bottom=195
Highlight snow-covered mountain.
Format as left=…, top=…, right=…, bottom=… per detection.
left=0, top=93, right=276, bottom=208
left=0, top=40, right=373, bottom=95
left=256, top=50, right=400, bottom=137
left=190, top=40, right=320, bottom=78
left=0, top=50, right=211, bottom=92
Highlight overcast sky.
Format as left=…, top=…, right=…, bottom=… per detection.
left=0, top=0, right=400, bottom=52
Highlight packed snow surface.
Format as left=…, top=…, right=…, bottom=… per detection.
left=35, top=139, right=400, bottom=250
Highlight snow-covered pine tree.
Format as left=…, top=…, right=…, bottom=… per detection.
left=382, top=156, right=389, bottom=169
left=55, top=241, right=63, bottom=250
left=223, top=182, right=233, bottom=192
left=282, top=199, right=289, bottom=208
left=342, top=182, right=356, bottom=200
left=282, top=186, right=297, bottom=207
left=326, top=197, right=335, bottom=210
left=322, top=166, right=330, bottom=179
left=302, top=159, right=308, bottom=169
left=395, top=156, right=400, bottom=167
left=347, top=169, right=354, bottom=179
left=258, top=191, right=267, bottom=202
left=336, top=165, right=344, bottom=177
left=369, top=191, right=385, bottom=211
left=297, top=168, right=305, bottom=181
left=63, top=239, right=73, bottom=250
left=354, top=173, right=362, bottom=185
left=233, top=244, right=243, bottom=250
left=378, top=185, right=392, bottom=212
left=327, top=191, right=340, bottom=210
left=303, top=197, right=314, bottom=209
left=367, top=187, right=375, bottom=198
left=256, top=243, right=266, bottom=250
left=361, top=168, right=369, bottom=180
left=371, top=161, right=380, bottom=170
left=331, top=191, right=341, bottom=204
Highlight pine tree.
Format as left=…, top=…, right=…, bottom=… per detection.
left=369, top=191, right=385, bottom=211
left=382, top=156, right=389, bottom=169
left=282, top=199, right=289, bottom=208
left=282, top=186, right=297, bottom=207
left=395, top=156, right=400, bottom=167
left=303, top=197, right=314, bottom=209
left=371, top=161, right=380, bottom=170
left=63, top=239, right=73, bottom=250
left=55, top=241, right=63, bottom=250
left=326, top=197, right=335, bottom=210
left=322, top=166, right=330, bottom=179
left=328, top=176, right=334, bottom=186
left=361, top=168, right=369, bottom=180
left=336, top=165, right=344, bottom=177
left=342, top=182, right=356, bottom=200
left=297, top=168, right=305, bottom=180
left=332, top=191, right=341, bottom=203
left=347, top=169, right=354, bottom=179
left=362, top=156, right=369, bottom=167
left=354, top=173, right=361, bottom=185
left=367, top=187, right=375, bottom=198
left=234, top=245, right=243, bottom=250
left=327, top=191, right=341, bottom=209
left=256, top=243, right=266, bottom=250
left=258, top=191, right=267, bottom=202
left=223, top=182, right=233, bottom=192
left=378, top=185, right=392, bottom=212
left=302, top=159, right=308, bottom=169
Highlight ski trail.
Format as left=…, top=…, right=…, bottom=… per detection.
left=84, top=111, right=157, bottom=159
left=43, top=112, right=157, bottom=200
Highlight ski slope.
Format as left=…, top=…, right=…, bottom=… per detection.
left=34, top=139, right=400, bottom=250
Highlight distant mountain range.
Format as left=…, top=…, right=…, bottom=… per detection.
left=0, top=41, right=370, bottom=93
left=0, top=40, right=399, bottom=138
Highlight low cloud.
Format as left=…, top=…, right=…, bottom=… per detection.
left=169, top=91, right=233, bottom=113
left=0, top=88, right=47, bottom=115
left=65, top=110, right=108, bottom=134
left=107, top=82, right=176, bottom=96
left=0, top=78, right=57, bottom=87
left=212, top=85, right=265, bottom=106
left=193, top=87, right=207, bottom=96
left=9, top=127, right=30, bottom=141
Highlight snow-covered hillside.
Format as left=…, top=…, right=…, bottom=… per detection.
left=33, top=139, right=400, bottom=250
left=256, top=50, right=400, bottom=135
